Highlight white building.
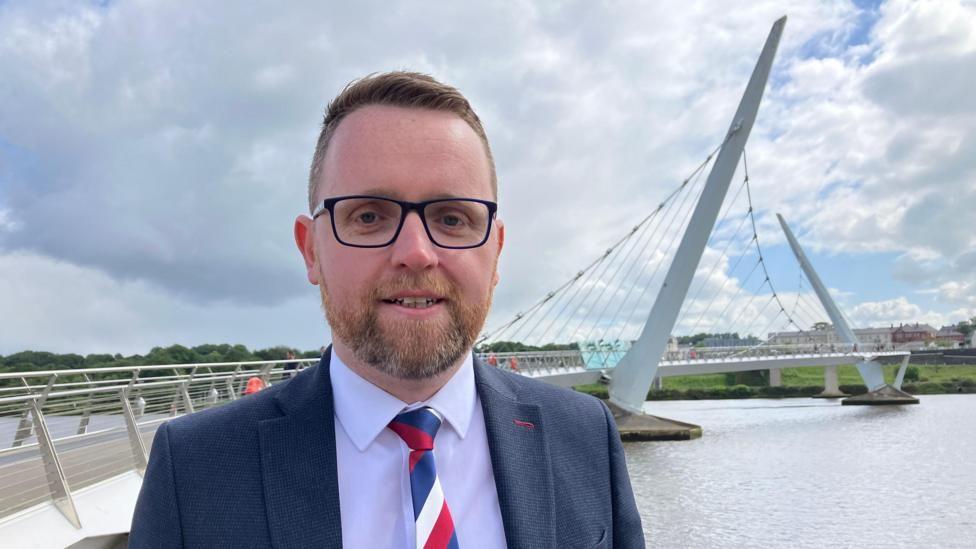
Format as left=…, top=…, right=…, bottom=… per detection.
left=768, top=325, right=894, bottom=350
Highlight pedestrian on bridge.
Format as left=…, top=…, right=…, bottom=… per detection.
left=283, top=350, right=299, bottom=378
left=242, top=376, right=266, bottom=396
left=130, top=71, right=643, bottom=549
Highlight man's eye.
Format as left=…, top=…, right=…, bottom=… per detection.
left=358, top=211, right=378, bottom=224
left=441, top=215, right=463, bottom=227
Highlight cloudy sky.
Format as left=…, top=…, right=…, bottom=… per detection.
left=1, top=0, right=974, bottom=355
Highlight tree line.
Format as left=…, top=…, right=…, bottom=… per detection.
left=0, top=343, right=322, bottom=376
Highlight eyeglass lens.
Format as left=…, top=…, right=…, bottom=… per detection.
left=331, top=197, right=490, bottom=247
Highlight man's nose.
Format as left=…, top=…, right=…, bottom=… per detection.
left=390, top=212, right=438, bottom=270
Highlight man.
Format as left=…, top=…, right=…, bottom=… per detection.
left=130, top=72, right=643, bottom=548
left=283, top=350, right=299, bottom=377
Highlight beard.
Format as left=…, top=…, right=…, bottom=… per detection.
left=320, top=271, right=493, bottom=380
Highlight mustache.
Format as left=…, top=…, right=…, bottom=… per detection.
left=367, top=272, right=458, bottom=301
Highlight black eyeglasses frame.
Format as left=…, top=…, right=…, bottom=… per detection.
left=311, top=195, right=498, bottom=249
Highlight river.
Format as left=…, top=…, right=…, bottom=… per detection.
left=625, top=394, right=976, bottom=548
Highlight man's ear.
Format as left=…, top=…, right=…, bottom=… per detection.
left=294, top=215, right=321, bottom=285
left=492, top=219, right=505, bottom=287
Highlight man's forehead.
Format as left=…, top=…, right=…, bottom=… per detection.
left=331, top=105, right=473, bottom=146
left=318, top=105, right=492, bottom=199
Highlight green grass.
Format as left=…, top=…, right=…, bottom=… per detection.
left=659, top=374, right=728, bottom=389
left=907, top=364, right=976, bottom=383
left=663, top=364, right=976, bottom=389
left=574, top=363, right=976, bottom=400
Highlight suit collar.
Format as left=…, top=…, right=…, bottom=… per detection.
left=258, top=351, right=557, bottom=549
left=475, top=359, right=557, bottom=548
left=259, top=350, right=343, bottom=549
left=330, top=350, right=478, bottom=452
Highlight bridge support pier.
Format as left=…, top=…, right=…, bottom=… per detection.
left=813, top=365, right=848, bottom=398
left=652, top=376, right=663, bottom=390
left=768, top=368, right=782, bottom=388
left=842, top=384, right=919, bottom=405
left=606, top=401, right=702, bottom=441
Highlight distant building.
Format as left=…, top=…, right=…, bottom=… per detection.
left=768, top=322, right=963, bottom=350
left=667, top=336, right=678, bottom=353
left=891, top=323, right=937, bottom=345
left=768, top=325, right=893, bottom=349
left=936, top=326, right=966, bottom=347
left=851, top=327, right=894, bottom=349
left=701, top=336, right=761, bottom=347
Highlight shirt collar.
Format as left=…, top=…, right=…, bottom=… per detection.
left=329, top=349, right=476, bottom=452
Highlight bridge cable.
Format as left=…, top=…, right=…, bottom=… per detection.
left=589, top=159, right=717, bottom=365
left=675, top=207, right=753, bottom=333
left=478, top=141, right=731, bottom=344
left=509, top=208, right=661, bottom=345
left=478, top=143, right=722, bottom=346
left=647, top=155, right=754, bottom=337
left=579, top=150, right=713, bottom=356
left=739, top=150, right=805, bottom=335
left=583, top=176, right=710, bottom=364
left=674, top=199, right=752, bottom=332
left=557, top=189, right=677, bottom=347
left=606, top=144, right=728, bottom=340
left=538, top=146, right=720, bottom=347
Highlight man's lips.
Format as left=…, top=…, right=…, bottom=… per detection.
left=380, top=296, right=446, bottom=309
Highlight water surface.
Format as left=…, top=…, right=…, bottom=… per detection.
left=626, top=395, right=975, bottom=548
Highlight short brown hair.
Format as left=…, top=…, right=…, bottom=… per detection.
left=307, top=71, right=496, bottom=211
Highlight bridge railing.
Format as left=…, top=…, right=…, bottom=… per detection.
left=666, top=344, right=914, bottom=364
left=0, top=359, right=315, bottom=527
left=476, top=351, right=587, bottom=375
left=659, top=343, right=867, bottom=363
left=476, top=343, right=893, bottom=373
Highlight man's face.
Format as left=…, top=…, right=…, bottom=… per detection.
left=296, top=105, right=504, bottom=380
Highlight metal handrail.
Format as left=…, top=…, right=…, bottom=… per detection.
left=476, top=344, right=911, bottom=373
left=0, top=358, right=315, bottom=528
left=0, top=358, right=317, bottom=380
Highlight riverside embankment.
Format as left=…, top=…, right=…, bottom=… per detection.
left=575, top=364, right=976, bottom=400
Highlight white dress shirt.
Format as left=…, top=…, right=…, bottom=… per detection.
left=330, top=350, right=507, bottom=548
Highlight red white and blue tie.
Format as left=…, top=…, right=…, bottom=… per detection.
left=389, top=407, right=460, bottom=549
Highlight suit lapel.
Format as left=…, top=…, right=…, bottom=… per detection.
left=475, top=360, right=556, bottom=548
left=259, top=353, right=343, bottom=549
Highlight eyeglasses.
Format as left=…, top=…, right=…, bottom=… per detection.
left=312, top=195, right=498, bottom=249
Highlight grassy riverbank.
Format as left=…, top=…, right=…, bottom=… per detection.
left=574, top=364, right=976, bottom=400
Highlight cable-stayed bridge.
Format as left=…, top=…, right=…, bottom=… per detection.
left=474, top=128, right=914, bottom=400
left=478, top=16, right=916, bottom=424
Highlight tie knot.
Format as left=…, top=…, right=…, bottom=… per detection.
left=388, top=407, right=442, bottom=451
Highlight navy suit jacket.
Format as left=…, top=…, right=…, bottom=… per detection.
left=130, top=353, right=644, bottom=548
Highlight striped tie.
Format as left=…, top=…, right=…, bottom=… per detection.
left=389, top=407, right=460, bottom=549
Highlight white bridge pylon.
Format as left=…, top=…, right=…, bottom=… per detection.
left=776, top=213, right=886, bottom=391
left=609, top=17, right=788, bottom=413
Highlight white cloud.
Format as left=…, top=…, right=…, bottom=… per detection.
left=932, top=281, right=976, bottom=308
left=0, top=207, right=19, bottom=233
left=0, top=252, right=329, bottom=355
left=849, top=296, right=949, bottom=328
left=0, top=0, right=973, bottom=353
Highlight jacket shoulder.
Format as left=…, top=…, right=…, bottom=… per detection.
left=156, top=371, right=312, bottom=474
left=478, top=364, right=611, bottom=426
